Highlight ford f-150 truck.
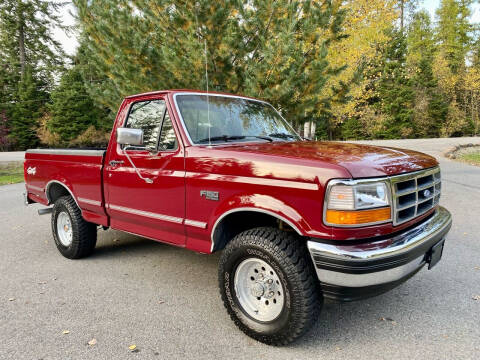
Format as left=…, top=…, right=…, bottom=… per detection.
left=24, top=89, right=452, bottom=345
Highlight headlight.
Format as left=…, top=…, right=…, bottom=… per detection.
left=324, top=180, right=391, bottom=227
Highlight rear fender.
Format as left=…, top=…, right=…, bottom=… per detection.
left=45, top=179, right=80, bottom=208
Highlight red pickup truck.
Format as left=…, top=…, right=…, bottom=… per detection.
left=24, top=90, right=452, bottom=345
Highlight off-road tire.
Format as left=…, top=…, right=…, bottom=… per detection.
left=51, top=195, right=97, bottom=259
left=218, top=227, right=322, bottom=345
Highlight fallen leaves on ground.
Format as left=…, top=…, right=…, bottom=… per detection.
left=380, top=317, right=397, bottom=325
left=88, top=338, right=97, bottom=346
left=129, top=344, right=139, bottom=352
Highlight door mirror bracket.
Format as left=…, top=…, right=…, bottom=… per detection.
left=116, top=128, right=153, bottom=184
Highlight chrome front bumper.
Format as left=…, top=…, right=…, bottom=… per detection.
left=307, top=206, right=452, bottom=301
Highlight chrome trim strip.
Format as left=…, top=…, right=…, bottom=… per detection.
left=27, top=184, right=43, bottom=192
left=108, top=204, right=183, bottom=224
left=172, top=92, right=301, bottom=146
left=211, top=207, right=303, bottom=252
left=184, top=219, right=208, bottom=229
left=78, top=197, right=102, bottom=207
left=26, top=149, right=105, bottom=156
left=310, top=206, right=451, bottom=261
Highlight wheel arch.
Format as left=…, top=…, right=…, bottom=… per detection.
left=46, top=180, right=80, bottom=208
left=210, top=207, right=304, bottom=252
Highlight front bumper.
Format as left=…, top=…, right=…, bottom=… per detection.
left=307, top=206, right=452, bottom=301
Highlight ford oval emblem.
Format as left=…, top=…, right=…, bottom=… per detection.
left=423, top=189, right=431, bottom=197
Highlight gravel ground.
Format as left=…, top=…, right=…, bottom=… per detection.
left=1, top=138, right=480, bottom=359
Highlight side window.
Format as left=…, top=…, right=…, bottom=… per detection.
left=158, top=110, right=178, bottom=151
left=125, top=100, right=166, bottom=150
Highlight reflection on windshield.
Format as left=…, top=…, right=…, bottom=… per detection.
left=175, top=95, right=300, bottom=144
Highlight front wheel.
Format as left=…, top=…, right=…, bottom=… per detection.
left=218, top=227, right=322, bottom=345
left=51, top=195, right=97, bottom=259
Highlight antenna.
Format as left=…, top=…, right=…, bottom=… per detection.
left=204, top=38, right=211, bottom=146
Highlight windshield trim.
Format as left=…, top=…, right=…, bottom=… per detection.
left=172, top=92, right=301, bottom=146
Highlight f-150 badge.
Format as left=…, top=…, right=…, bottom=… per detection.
left=200, top=190, right=219, bottom=201
left=27, top=167, right=36, bottom=175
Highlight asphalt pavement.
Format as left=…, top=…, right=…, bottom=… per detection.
left=1, top=138, right=479, bottom=359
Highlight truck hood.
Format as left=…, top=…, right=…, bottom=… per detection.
left=219, top=141, right=438, bottom=178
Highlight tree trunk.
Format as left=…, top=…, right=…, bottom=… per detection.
left=400, top=0, right=404, bottom=33
left=18, top=6, right=26, bottom=78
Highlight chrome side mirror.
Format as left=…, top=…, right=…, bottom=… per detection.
left=117, top=128, right=144, bottom=146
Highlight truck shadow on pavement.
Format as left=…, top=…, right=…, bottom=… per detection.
left=87, top=229, right=438, bottom=349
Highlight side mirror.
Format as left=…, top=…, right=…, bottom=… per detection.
left=117, top=128, right=144, bottom=146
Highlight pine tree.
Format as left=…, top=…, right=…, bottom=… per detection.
left=0, top=0, right=66, bottom=149
left=435, top=0, right=473, bottom=74
left=9, top=68, right=48, bottom=149
left=407, top=10, right=446, bottom=137
left=73, top=0, right=347, bottom=131
left=48, top=66, right=110, bottom=144
left=378, top=30, right=415, bottom=138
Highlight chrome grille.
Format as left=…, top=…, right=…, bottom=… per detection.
left=391, top=167, right=441, bottom=225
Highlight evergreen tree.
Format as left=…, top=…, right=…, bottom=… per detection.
left=378, top=30, right=415, bottom=138
left=9, top=68, right=48, bottom=149
left=73, top=0, right=347, bottom=130
left=48, top=66, right=110, bottom=144
left=0, top=0, right=66, bottom=149
left=407, top=10, right=446, bottom=137
left=435, top=0, right=473, bottom=74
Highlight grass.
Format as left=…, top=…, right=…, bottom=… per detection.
left=0, top=162, right=24, bottom=185
left=459, top=150, right=480, bottom=166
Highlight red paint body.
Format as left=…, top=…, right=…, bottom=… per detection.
left=24, top=90, right=439, bottom=254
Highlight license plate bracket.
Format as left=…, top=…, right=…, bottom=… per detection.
left=427, top=239, right=445, bottom=270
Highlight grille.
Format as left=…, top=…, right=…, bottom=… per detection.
left=391, top=167, right=441, bottom=225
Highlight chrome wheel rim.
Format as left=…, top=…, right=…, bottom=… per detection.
left=56, top=212, right=73, bottom=247
left=234, top=258, right=284, bottom=322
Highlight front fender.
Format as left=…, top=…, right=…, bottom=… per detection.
left=210, top=193, right=314, bottom=245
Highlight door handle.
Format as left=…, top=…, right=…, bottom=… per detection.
left=109, top=160, right=124, bottom=166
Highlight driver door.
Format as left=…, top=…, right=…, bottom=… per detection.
left=104, top=97, right=185, bottom=245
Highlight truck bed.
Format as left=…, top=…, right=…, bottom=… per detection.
left=24, top=148, right=108, bottom=226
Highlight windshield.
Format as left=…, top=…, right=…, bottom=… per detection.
left=175, top=94, right=300, bottom=144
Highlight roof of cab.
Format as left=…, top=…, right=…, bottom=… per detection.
left=124, top=89, right=262, bottom=102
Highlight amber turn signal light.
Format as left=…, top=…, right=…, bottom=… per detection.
left=325, top=207, right=391, bottom=226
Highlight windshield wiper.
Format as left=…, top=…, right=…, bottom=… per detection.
left=197, top=135, right=273, bottom=143
left=268, top=132, right=297, bottom=140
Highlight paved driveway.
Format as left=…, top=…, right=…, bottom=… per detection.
left=0, top=151, right=25, bottom=163
left=1, top=139, right=479, bottom=359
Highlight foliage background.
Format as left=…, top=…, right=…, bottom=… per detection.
left=0, top=0, right=479, bottom=150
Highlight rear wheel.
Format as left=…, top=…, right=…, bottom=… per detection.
left=218, top=227, right=322, bottom=345
left=51, top=196, right=97, bottom=259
